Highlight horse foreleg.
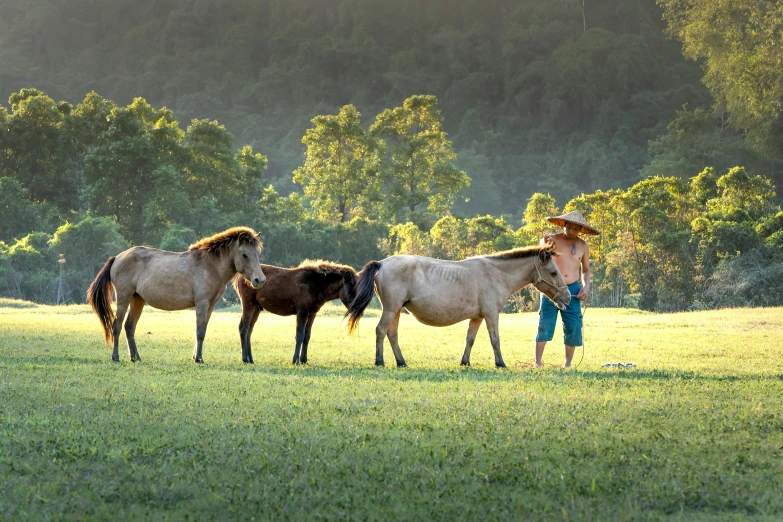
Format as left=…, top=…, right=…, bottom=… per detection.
left=239, top=303, right=261, bottom=364
left=386, top=310, right=406, bottom=368
left=244, top=306, right=261, bottom=364
left=125, top=294, right=145, bottom=362
left=292, top=311, right=309, bottom=364
left=193, top=301, right=214, bottom=363
left=300, top=313, right=316, bottom=364
left=460, top=317, right=484, bottom=366
left=112, top=299, right=130, bottom=363
left=375, top=309, right=398, bottom=367
left=484, top=314, right=506, bottom=368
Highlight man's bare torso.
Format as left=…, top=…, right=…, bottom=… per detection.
left=548, top=233, right=587, bottom=285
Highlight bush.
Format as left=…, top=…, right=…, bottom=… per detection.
left=50, top=216, right=130, bottom=304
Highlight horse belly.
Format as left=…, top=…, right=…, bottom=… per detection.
left=404, top=299, right=478, bottom=327
left=136, top=280, right=195, bottom=311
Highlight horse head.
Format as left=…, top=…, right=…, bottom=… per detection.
left=233, top=238, right=266, bottom=289
left=338, top=268, right=358, bottom=309
left=534, top=244, right=570, bottom=310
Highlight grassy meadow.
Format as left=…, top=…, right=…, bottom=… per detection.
left=1, top=299, right=782, bottom=520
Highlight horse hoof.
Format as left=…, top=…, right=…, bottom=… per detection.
left=300, top=358, right=308, bottom=364
left=396, top=362, right=407, bottom=368
left=460, top=361, right=470, bottom=366
left=193, top=357, right=204, bottom=364
left=375, top=360, right=385, bottom=367
left=111, top=357, right=120, bottom=363
left=495, top=362, right=507, bottom=369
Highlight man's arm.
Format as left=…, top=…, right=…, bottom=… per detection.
left=575, top=242, right=591, bottom=300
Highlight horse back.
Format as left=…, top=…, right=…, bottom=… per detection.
left=243, top=264, right=304, bottom=316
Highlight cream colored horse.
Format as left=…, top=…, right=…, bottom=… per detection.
left=87, top=227, right=266, bottom=363
left=346, top=243, right=570, bottom=368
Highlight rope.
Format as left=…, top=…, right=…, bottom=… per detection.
left=514, top=294, right=587, bottom=370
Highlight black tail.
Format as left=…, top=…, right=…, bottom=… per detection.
left=86, top=256, right=116, bottom=346
left=345, top=261, right=382, bottom=334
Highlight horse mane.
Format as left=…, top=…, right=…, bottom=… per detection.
left=297, top=259, right=356, bottom=276
left=188, top=227, right=262, bottom=256
left=481, top=242, right=557, bottom=261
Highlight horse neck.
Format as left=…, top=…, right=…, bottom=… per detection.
left=322, top=274, right=344, bottom=301
left=210, top=249, right=239, bottom=284
left=486, top=256, right=537, bottom=294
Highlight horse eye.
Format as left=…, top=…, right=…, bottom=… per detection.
left=551, top=271, right=557, bottom=277
left=242, top=253, right=248, bottom=259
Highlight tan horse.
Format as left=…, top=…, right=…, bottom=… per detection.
left=346, top=243, right=570, bottom=368
left=87, top=227, right=266, bottom=363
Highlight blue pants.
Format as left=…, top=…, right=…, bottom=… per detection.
left=536, top=281, right=582, bottom=346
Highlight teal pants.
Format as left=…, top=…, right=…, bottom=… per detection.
left=536, top=281, right=582, bottom=346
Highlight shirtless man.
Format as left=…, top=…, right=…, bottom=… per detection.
left=535, top=210, right=599, bottom=368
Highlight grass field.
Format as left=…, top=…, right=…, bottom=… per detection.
left=1, top=299, right=782, bottom=521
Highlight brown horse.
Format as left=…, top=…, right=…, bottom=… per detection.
left=346, top=243, right=570, bottom=368
left=233, top=260, right=357, bottom=364
left=87, top=227, right=266, bottom=363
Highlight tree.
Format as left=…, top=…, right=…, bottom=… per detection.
left=1, top=88, right=77, bottom=212
left=183, top=119, right=250, bottom=212
left=0, top=177, right=55, bottom=243
left=519, top=193, right=559, bottom=244
left=614, top=176, right=698, bottom=310
left=84, top=98, right=184, bottom=244
left=294, top=105, right=381, bottom=224
left=49, top=216, right=130, bottom=304
left=371, top=95, right=469, bottom=225
left=658, top=0, right=783, bottom=152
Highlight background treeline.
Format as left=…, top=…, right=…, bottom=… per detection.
left=1, top=0, right=782, bottom=310
left=1, top=0, right=781, bottom=211
left=1, top=89, right=781, bottom=311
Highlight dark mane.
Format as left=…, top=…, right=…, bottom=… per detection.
left=188, top=227, right=262, bottom=256
left=297, top=259, right=356, bottom=276
left=482, top=243, right=557, bottom=261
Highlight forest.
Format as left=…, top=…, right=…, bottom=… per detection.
left=0, top=0, right=782, bottom=311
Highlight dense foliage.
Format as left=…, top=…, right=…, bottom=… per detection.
left=3, top=0, right=781, bottom=211
left=1, top=1, right=781, bottom=310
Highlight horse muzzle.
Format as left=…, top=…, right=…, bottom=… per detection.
left=250, top=276, right=266, bottom=289
left=555, top=293, right=571, bottom=310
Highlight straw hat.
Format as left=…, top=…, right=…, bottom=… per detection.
left=546, top=210, right=600, bottom=235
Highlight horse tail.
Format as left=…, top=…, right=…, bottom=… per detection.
left=87, top=256, right=116, bottom=346
left=345, top=260, right=382, bottom=334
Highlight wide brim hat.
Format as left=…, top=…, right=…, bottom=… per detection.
left=546, top=210, right=600, bottom=235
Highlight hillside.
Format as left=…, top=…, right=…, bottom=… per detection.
left=0, top=0, right=717, bottom=212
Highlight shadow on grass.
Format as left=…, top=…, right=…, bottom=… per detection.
left=5, top=353, right=780, bottom=384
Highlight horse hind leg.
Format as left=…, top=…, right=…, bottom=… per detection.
left=111, top=297, right=131, bottom=363
left=484, top=313, right=507, bottom=368
left=386, top=310, right=406, bottom=368
left=125, top=294, right=145, bottom=362
left=460, top=317, right=484, bottom=366
left=374, top=309, right=399, bottom=367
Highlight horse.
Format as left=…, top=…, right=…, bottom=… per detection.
left=345, top=243, right=571, bottom=368
left=87, top=227, right=266, bottom=363
left=233, top=260, right=357, bottom=364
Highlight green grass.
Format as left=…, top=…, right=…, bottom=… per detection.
left=1, top=302, right=782, bottom=520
